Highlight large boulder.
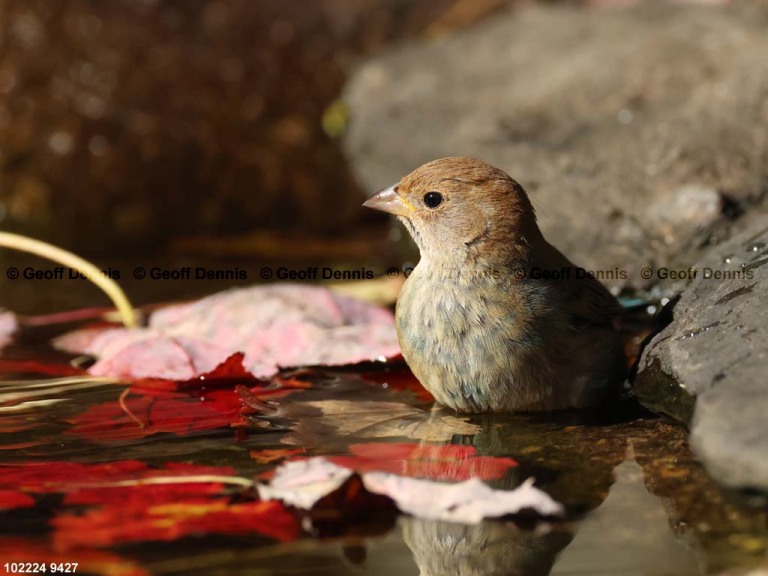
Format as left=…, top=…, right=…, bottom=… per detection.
left=343, top=1, right=768, bottom=289
left=636, top=222, right=768, bottom=490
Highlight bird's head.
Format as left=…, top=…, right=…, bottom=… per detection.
left=363, top=157, right=541, bottom=263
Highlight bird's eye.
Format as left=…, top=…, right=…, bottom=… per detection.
left=423, top=191, right=443, bottom=209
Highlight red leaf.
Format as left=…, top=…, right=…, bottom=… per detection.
left=0, top=460, right=149, bottom=491
left=53, top=497, right=300, bottom=549
left=197, top=351, right=252, bottom=379
left=0, top=460, right=234, bottom=493
left=0, top=461, right=141, bottom=510
left=326, top=442, right=517, bottom=481
left=62, top=482, right=227, bottom=507
left=122, top=353, right=267, bottom=393
left=0, top=359, right=84, bottom=378
left=0, top=490, right=36, bottom=510
left=65, top=389, right=245, bottom=441
left=66, top=355, right=294, bottom=442
left=0, top=460, right=302, bottom=548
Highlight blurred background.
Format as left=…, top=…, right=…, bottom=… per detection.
left=0, top=0, right=514, bottom=252
left=1, top=0, right=767, bottom=313
left=0, top=0, right=529, bottom=312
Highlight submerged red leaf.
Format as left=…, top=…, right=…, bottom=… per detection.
left=0, top=460, right=237, bottom=499
left=0, top=460, right=149, bottom=491
left=62, top=481, right=227, bottom=507
left=67, top=388, right=245, bottom=441
left=55, top=284, right=400, bottom=381
left=326, top=442, right=518, bottom=481
left=66, top=354, right=294, bottom=442
left=0, top=460, right=302, bottom=548
left=0, top=489, right=36, bottom=510
left=53, top=495, right=300, bottom=549
left=0, top=359, right=84, bottom=378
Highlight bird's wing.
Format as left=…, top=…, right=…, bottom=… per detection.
left=536, top=242, right=623, bottom=328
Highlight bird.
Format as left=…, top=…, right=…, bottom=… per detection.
left=363, top=157, right=627, bottom=413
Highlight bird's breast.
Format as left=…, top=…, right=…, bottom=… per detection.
left=395, top=264, right=532, bottom=410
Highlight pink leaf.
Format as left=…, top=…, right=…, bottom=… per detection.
left=55, top=284, right=400, bottom=380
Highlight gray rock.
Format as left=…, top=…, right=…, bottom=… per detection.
left=636, top=222, right=768, bottom=490
left=343, top=2, right=768, bottom=289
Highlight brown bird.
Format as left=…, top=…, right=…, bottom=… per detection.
left=363, top=157, right=626, bottom=412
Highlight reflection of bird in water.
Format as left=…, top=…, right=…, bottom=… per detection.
left=401, top=517, right=573, bottom=576
left=400, top=420, right=573, bottom=576
left=394, top=408, right=636, bottom=576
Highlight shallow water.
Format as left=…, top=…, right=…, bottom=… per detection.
left=1, top=317, right=767, bottom=576
left=0, top=250, right=766, bottom=575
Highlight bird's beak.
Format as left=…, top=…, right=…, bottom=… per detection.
left=362, top=185, right=410, bottom=217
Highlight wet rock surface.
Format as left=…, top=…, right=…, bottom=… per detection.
left=342, top=1, right=768, bottom=289
left=636, top=222, right=768, bottom=490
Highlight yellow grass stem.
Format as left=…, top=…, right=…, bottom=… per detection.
left=0, top=231, right=137, bottom=328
